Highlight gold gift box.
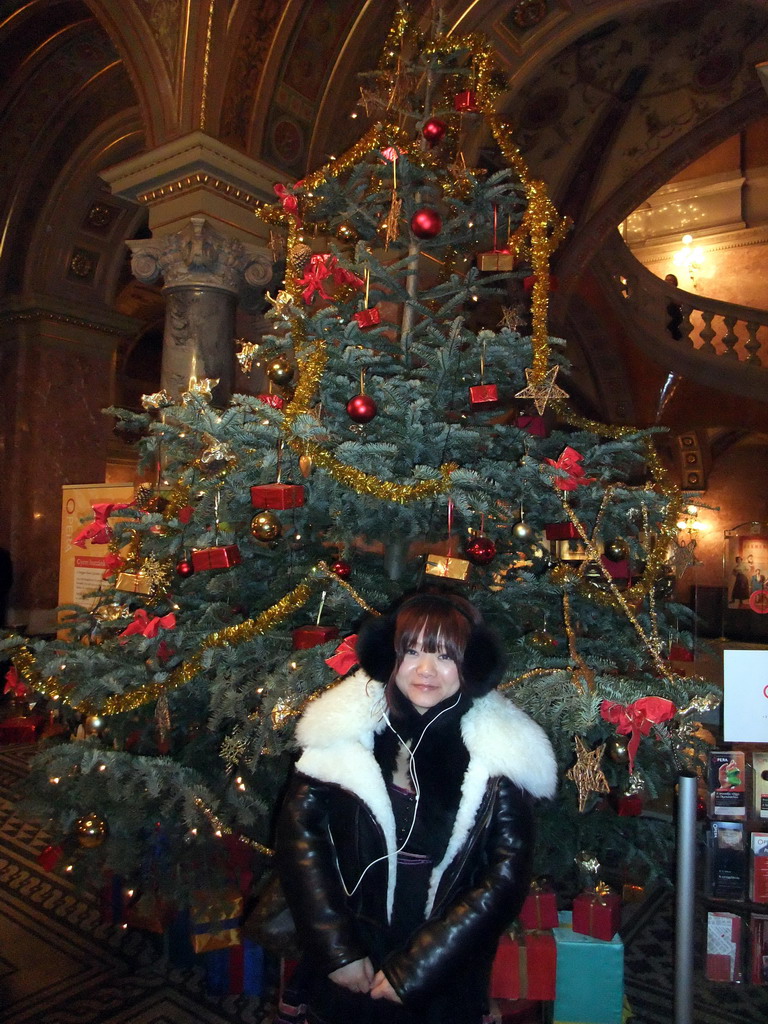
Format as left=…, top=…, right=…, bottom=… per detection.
left=190, top=889, right=243, bottom=953
left=115, top=572, right=152, bottom=594
left=425, top=552, right=471, bottom=581
left=477, top=249, right=515, bottom=272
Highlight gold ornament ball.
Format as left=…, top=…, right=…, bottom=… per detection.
left=336, top=221, right=359, bottom=243
left=250, top=511, right=282, bottom=542
left=606, top=734, right=630, bottom=764
left=75, top=813, right=108, bottom=848
left=267, top=357, right=295, bottom=385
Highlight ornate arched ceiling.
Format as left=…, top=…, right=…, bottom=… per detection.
left=0, top=0, right=767, bottom=422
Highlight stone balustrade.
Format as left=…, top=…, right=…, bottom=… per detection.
left=593, top=232, right=768, bottom=403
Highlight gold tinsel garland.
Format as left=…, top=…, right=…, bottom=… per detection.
left=12, top=563, right=377, bottom=718
left=192, top=797, right=274, bottom=857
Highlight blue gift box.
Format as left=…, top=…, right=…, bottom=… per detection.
left=204, top=939, right=265, bottom=996
left=550, top=912, right=624, bottom=1024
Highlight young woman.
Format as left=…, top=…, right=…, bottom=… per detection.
left=275, top=591, right=557, bottom=1024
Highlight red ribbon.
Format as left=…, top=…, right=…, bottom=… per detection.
left=600, top=696, right=677, bottom=773
left=102, top=553, right=126, bottom=580
left=325, top=634, right=359, bottom=675
left=298, top=255, right=365, bottom=305
left=4, top=665, right=27, bottom=698
left=545, top=446, right=595, bottom=491
left=273, top=183, right=300, bottom=222
left=72, top=502, right=133, bottom=547
left=119, top=609, right=177, bottom=643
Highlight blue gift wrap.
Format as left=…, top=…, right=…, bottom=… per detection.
left=204, top=939, right=265, bottom=996
left=550, top=912, right=624, bottom=1024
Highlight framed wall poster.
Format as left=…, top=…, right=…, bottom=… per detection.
left=59, top=482, right=136, bottom=611
left=723, top=524, right=768, bottom=641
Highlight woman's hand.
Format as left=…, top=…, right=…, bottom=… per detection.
left=370, top=970, right=403, bottom=1003
left=328, top=957, right=374, bottom=993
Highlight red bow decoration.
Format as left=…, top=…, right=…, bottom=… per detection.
left=298, top=254, right=335, bottom=304
left=545, top=446, right=595, bottom=492
left=297, top=254, right=366, bottom=305
left=273, top=183, right=301, bottom=223
left=119, top=609, right=177, bottom=643
left=325, top=634, right=359, bottom=675
left=600, top=696, right=677, bottom=773
left=102, top=553, right=126, bottom=580
left=4, top=665, right=27, bottom=698
left=72, top=502, right=133, bottom=547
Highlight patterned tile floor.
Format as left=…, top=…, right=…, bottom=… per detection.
left=1, top=744, right=767, bottom=1024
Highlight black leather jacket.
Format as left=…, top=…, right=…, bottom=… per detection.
left=274, top=670, right=556, bottom=1010
left=277, top=769, right=534, bottom=1007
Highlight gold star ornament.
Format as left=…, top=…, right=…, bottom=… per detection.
left=566, top=735, right=610, bottom=812
left=182, top=376, right=219, bottom=404
left=515, top=365, right=568, bottom=414
left=498, top=305, right=525, bottom=332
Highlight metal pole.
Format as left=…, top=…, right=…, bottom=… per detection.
left=675, top=772, right=697, bottom=1024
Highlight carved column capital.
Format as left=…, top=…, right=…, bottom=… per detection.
left=127, top=217, right=272, bottom=294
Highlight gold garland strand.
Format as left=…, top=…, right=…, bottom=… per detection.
left=193, top=797, right=274, bottom=857
left=555, top=492, right=676, bottom=684
left=13, top=563, right=377, bottom=718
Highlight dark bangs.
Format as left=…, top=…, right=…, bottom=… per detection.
left=392, top=595, right=476, bottom=679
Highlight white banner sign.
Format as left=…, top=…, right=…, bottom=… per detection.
left=723, top=649, right=768, bottom=742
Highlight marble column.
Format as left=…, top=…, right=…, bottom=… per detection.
left=127, top=216, right=272, bottom=405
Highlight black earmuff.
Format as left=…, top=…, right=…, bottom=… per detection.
left=355, top=593, right=505, bottom=696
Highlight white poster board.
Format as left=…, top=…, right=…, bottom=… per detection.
left=723, top=649, right=768, bottom=742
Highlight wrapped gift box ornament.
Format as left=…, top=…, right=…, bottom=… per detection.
left=572, top=885, right=621, bottom=941
left=292, top=624, right=339, bottom=650
left=469, top=383, right=499, bottom=406
left=250, top=483, right=305, bottom=509
left=552, top=912, right=624, bottom=1024
left=191, top=545, right=242, bottom=571
left=454, top=89, right=479, bottom=112
left=516, top=414, right=549, bottom=437
left=425, top=552, right=471, bottom=581
left=545, top=522, right=580, bottom=541
left=115, top=572, right=153, bottom=594
left=353, top=307, right=381, bottom=329
left=478, top=249, right=515, bottom=272
left=491, top=930, right=556, bottom=1001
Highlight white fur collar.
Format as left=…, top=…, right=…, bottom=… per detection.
left=293, top=669, right=557, bottom=919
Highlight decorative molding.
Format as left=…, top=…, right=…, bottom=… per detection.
left=127, top=216, right=272, bottom=293
left=136, top=172, right=260, bottom=211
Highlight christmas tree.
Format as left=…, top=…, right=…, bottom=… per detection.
left=3, top=9, right=717, bottom=909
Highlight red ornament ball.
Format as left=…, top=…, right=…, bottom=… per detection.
left=330, top=559, right=352, bottom=580
left=410, top=207, right=442, bottom=239
left=421, top=117, right=447, bottom=146
left=176, top=559, right=194, bottom=578
left=346, top=394, right=378, bottom=423
left=464, top=535, right=497, bottom=565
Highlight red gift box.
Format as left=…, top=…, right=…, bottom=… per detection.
left=600, top=555, right=631, bottom=580
left=258, top=393, right=285, bottom=410
left=191, top=545, right=242, bottom=571
left=515, top=415, right=549, bottom=437
left=250, top=483, right=305, bottom=510
left=292, top=625, right=339, bottom=650
left=572, top=888, right=621, bottom=941
left=454, top=89, right=479, bottom=112
left=491, top=931, right=556, bottom=1000
left=669, top=642, right=694, bottom=662
left=519, top=888, right=558, bottom=931
left=469, top=384, right=498, bottom=406
left=353, top=307, right=381, bottom=329
left=545, top=522, right=579, bottom=541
